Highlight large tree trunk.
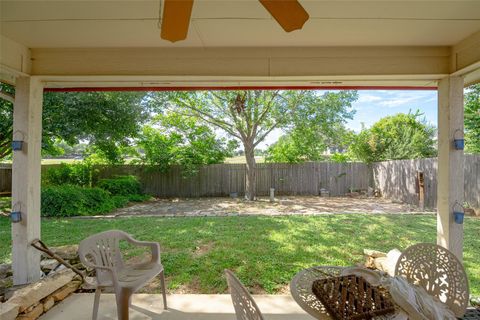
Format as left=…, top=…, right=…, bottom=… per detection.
left=243, top=140, right=256, bottom=201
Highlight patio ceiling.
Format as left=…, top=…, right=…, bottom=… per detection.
left=1, top=0, right=480, bottom=88
left=1, top=0, right=480, bottom=48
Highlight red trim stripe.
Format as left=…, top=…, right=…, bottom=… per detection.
left=44, top=85, right=437, bottom=92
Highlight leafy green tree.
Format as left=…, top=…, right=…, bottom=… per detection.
left=0, top=83, right=15, bottom=159
left=137, top=112, right=236, bottom=176
left=1, top=88, right=148, bottom=163
left=266, top=91, right=357, bottom=163
left=465, top=84, right=480, bottom=154
left=45, top=140, right=88, bottom=158
left=149, top=90, right=292, bottom=200
left=266, top=125, right=356, bottom=163
left=150, top=90, right=356, bottom=200
left=349, top=112, right=436, bottom=163
left=42, top=91, right=148, bottom=163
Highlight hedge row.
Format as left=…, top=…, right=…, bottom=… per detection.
left=41, top=167, right=149, bottom=217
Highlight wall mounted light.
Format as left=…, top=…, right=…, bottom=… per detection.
left=11, top=203, right=22, bottom=223
left=12, top=130, right=25, bottom=151
left=453, top=129, right=464, bottom=150
left=453, top=201, right=464, bottom=224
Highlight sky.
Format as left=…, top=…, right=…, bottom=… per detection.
left=346, top=90, right=438, bottom=132
left=258, top=89, right=438, bottom=149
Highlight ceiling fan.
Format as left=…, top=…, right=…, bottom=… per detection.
left=160, top=0, right=310, bottom=42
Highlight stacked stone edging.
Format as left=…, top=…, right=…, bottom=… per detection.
left=0, top=245, right=91, bottom=320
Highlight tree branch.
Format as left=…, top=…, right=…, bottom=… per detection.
left=252, top=91, right=279, bottom=135
left=254, top=123, right=279, bottom=147
left=258, top=91, right=279, bottom=124
left=0, top=140, right=11, bottom=159
left=173, top=99, right=237, bottom=133
left=0, top=92, right=15, bottom=104
left=172, top=109, right=242, bottom=139
left=209, top=92, right=235, bottom=115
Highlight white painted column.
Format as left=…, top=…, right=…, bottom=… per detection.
left=437, top=75, right=464, bottom=261
left=11, top=76, right=43, bottom=285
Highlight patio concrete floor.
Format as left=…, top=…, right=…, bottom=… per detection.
left=41, top=294, right=315, bottom=320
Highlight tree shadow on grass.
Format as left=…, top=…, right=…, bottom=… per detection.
left=0, top=214, right=478, bottom=296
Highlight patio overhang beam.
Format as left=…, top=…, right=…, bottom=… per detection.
left=29, top=46, right=451, bottom=79
left=451, top=30, right=480, bottom=85
left=43, top=85, right=438, bottom=92
left=38, top=74, right=442, bottom=91
left=0, top=35, right=31, bottom=84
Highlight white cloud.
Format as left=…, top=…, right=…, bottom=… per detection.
left=379, top=97, right=419, bottom=108
left=375, top=91, right=436, bottom=108
left=357, top=94, right=382, bottom=103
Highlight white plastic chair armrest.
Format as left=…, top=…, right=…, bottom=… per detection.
left=126, top=237, right=161, bottom=264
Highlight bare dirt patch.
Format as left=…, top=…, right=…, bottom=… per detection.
left=167, top=276, right=203, bottom=294
left=193, top=242, right=215, bottom=257
left=250, top=283, right=268, bottom=294
left=111, top=196, right=431, bottom=218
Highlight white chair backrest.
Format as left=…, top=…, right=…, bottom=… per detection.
left=225, top=270, right=265, bottom=320
left=394, top=243, right=469, bottom=317
left=79, top=230, right=128, bottom=284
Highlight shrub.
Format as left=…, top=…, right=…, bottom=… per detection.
left=111, top=195, right=130, bottom=208
left=41, top=185, right=115, bottom=217
left=81, top=187, right=116, bottom=214
left=41, top=174, right=148, bottom=217
left=330, top=153, right=351, bottom=163
left=41, top=185, right=86, bottom=217
left=43, top=162, right=94, bottom=187
left=97, top=175, right=142, bottom=196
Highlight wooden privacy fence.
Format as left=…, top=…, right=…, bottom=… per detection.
left=0, top=158, right=478, bottom=209
left=0, top=164, right=12, bottom=193
left=372, top=154, right=480, bottom=209
left=0, top=164, right=60, bottom=193
left=94, top=162, right=371, bottom=197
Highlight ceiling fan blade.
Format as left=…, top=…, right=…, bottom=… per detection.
left=259, top=0, right=309, bottom=32
left=161, top=0, right=194, bottom=42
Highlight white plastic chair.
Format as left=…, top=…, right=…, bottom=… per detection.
left=79, top=230, right=167, bottom=320
left=225, top=269, right=265, bottom=320
left=395, top=242, right=469, bottom=317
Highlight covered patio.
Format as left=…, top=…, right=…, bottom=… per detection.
left=42, top=294, right=310, bottom=320
left=1, top=0, right=480, bottom=319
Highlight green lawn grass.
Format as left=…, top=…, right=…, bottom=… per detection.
left=224, top=156, right=265, bottom=164
left=0, top=197, right=10, bottom=213
left=0, top=215, right=478, bottom=296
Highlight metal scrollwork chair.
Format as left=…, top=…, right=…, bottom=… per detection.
left=394, top=243, right=469, bottom=317
left=79, top=230, right=167, bottom=320
left=225, top=269, right=265, bottom=320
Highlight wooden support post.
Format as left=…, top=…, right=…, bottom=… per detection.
left=11, top=76, right=43, bottom=285
left=417, top=171, right=425, bottom=211
left=437, top=75, right=464, bottom=261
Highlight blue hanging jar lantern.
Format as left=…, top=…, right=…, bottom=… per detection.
left=453, top=201, right=465, bottom=224
left=11, top=202, right=22, bottom=223
left=453, top=129, right=464, bottom=150
left=12, top=130, right=25, bottom=151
